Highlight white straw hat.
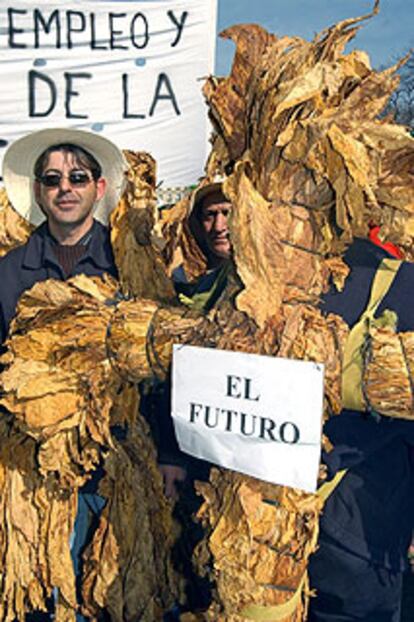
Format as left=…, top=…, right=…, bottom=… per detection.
left=2, top=128, right=128, bottom=226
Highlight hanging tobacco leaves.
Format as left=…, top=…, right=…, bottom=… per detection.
left=0, top=187, right=32, bottom=256
left=109, top=150, right=175, bottom=302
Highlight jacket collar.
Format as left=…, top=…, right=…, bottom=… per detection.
left=22, top=220, right=114, bottom=271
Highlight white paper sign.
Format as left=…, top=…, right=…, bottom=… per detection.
left=172, top=345, right=325, bottom=493
left=0, top=0, right=217, bottom=186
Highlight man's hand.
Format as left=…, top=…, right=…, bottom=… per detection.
left=159, top=464, right=187, bottom=502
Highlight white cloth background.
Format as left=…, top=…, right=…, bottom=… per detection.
left=0, top=0, right=217, bottom=186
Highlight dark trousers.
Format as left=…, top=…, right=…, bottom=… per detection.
left=308, top=535, right=403, bottom=622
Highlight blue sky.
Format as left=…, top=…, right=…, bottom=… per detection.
left=216, top=0, right=414, bottom=74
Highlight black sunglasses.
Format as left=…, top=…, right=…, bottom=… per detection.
left=36, top=170, right=94, bottom=188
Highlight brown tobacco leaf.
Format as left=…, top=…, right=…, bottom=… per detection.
left=0, top=276, right=117, bottom=457
left=224, top=165, right=286, bottom=329
left=324, top=256, right=350, bottom=292
left=107, top=298, right=218, bottom=383
left=270, top=203, right=330, bottom=303
left=0, top=418, right=78, bottom=622
left=0, top=187, right=32, bottom=257
left=173, top=219, right=208, bottom=281
left=110, top=150, right=175, bottom=301
left=371, top=125, right=414, bottom=215
left=160, top=195, right=209, bottom=281
left=204, top=24, right=276, bottom=162
left=323, top=124, right=372, bottom=236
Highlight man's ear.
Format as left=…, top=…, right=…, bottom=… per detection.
left=95, top=177, right=107, bottom=201
left=33, top=180, right=42, bottom=205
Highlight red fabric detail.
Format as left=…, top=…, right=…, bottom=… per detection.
left=368, top=226, right=403, bottom=259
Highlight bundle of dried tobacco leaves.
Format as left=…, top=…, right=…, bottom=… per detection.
left=109, top=150, right=175, bottom=302
left=363, top=327, right=414, bottom=420
left=0, top=276, right=180, bottom=621
left=192, top=469, right=324, bottom=622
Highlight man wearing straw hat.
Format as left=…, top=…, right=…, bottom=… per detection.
left=0, top=127, right=127, bottom=621
left=0, top=128, right=126, bottom=344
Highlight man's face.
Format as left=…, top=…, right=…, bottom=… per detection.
left=34, top=150, right=106, bottom=236
left=199, top=190, right=232, bottom=261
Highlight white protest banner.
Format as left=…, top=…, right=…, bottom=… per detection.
left=0, top=0, right=217, bottom=187
left=172, top=345, right=325, bottom=493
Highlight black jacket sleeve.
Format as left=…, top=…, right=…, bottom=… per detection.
left=322, top=410, right=414, bottom=478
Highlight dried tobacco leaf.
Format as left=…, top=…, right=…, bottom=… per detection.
left=204, top=24, right=276, bottom=162
left=0, top=417, right=78, bottom=622
left=106, top=298, right=212, bottom=382
left=0, top=187, right=32, bottom=257
left=278, top=306, right=349, bottom=416
left=223, top=165, right=286, bottom=329
left=110, top=150, right=175, bottom=302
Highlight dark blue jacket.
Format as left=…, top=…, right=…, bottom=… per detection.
left=0, top=220, right=117, bottom=344
left=320, top=238, right=414, bottom=571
